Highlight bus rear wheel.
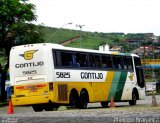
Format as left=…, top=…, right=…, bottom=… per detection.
left=79, top=91, right=88, bottom=109
left=129, top=92, right=137, bottom=105
left=69, top=90, right=79, bottom=108
left=32, top=104, right=43, bottom=112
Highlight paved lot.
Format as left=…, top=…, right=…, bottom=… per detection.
left=0, top=95, right=160, bottom=123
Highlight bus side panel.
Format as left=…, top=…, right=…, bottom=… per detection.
left=113, top=71, right=128, bottom=101
left=92, top=71, right=114, bottom=102
left=107, top=71, right=121, bottom=101
left=120, top=72, right=133, bottom=100
left=107, top=71, right=129, bottom=101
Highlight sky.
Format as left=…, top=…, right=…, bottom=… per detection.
left=29, top=0, right=160, bottom=36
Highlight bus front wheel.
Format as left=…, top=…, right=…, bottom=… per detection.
left=129, top=92, right=137, bottom=105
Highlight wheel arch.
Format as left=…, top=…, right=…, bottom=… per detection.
left=69, top=88, right=79, bottom=97
left=70, top=88, right=78, bottom=93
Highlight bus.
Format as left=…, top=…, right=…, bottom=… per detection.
left=10, top=43, right=145, bottom=112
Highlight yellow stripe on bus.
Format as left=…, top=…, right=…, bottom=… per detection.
left=105, top=71, right=115, bottom=99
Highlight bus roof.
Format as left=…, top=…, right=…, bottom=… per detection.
left=11, top=43, right=139, bottom=57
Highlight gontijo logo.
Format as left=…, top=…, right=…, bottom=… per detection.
left=20, top=50, right=38, bottom=60
left=129, top=73, right=134, bottom=81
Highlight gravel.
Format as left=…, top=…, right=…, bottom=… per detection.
left=0, top=95, right=160, bottom=123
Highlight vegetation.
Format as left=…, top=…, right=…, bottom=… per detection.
left=43, top=28, right=160, bottom=83
left=44, top=27, right=80, bottom=43
left=0, top=54, right=7, bottom=67
left=0, top=0, right=45, bottom=62
left=43, top=27, right=160, bottom=56
left=44, top=28, right=132, bottom=52
left=0, top=0, right=159, bottom=75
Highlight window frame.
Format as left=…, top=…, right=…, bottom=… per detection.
left=53, top=49, right=134, bottom=72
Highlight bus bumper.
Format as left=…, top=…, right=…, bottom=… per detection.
left=11, top=95, right=54, bottom=106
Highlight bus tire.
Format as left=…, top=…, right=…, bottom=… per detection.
left=69, top=90, right=79, bottom=108
left=79, top=90, right=88, bottom=109
left=129, top=92, right=137, bottom=105
left=32, top=104, right=43, bottom=112
left=101, top=102, right=109, bottom=108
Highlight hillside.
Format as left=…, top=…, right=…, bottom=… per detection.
left=44, top=27, right=128, bottom=51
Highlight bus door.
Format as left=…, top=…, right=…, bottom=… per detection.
left=134, top=57, right=145, bottom=88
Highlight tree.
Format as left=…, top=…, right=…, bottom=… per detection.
left=0, top=0, right=44, bottom=61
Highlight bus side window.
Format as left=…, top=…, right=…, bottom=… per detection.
left=119, top=57, right=124, bottom=69
left=123, top=58, right=128, bottom=70
left=112, top=56, right=118, bottom=69
left=75, top=52, right=81, bottom=68
left=53, top=50, right=62, bottom=67
left=128, top=58, right=133, bottom=70
left=123, top=57, right=133, bottom=70
left=93, top=55, right=101, bottom=68
left=101, top=55, right=107, bottom=69
left=79, top=53, right=88, bottom=67
left=112, top=56, right=123, bottom=70
left=106, top=56, right=113, bottom=69
left=89, top=54, right=95, bottom=67
left=101, top=55, right=113, bottom=69
left=134, top=57, right=144, bottom=88
left=61, top=52, right=74, bottom=67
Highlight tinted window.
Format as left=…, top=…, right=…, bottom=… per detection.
left=53, top=49, right=134, bottom=71
left=61, top=52, right=75, bottom=67
left=75, top=52, right=88, bottom=67
left=53, top=51, right=61, bottom=67
left=112, top=56, right=123, bottom=69
left=88, top=54, right=101, bottom=68
left=123, top=57, right=133, bottom=70
left=101, top=55, right=113, bottom=69
left=134, top=57, right=145, bottom=88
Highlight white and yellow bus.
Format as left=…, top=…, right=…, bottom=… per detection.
left=10, top=43, right=145, bottom=112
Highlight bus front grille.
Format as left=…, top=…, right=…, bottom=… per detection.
left=58, top=84, right=68, bottom=101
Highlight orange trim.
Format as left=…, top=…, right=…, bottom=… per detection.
left=36, top=84, right=46, bottom=88
left=16, top=84, right=46, bottom=90
left=16, top=86, right=25, bottom=89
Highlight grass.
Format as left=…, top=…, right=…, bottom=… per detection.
left=43, top=27, right=120, bottom=50
left=44, top=27, right=80, bottom=44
